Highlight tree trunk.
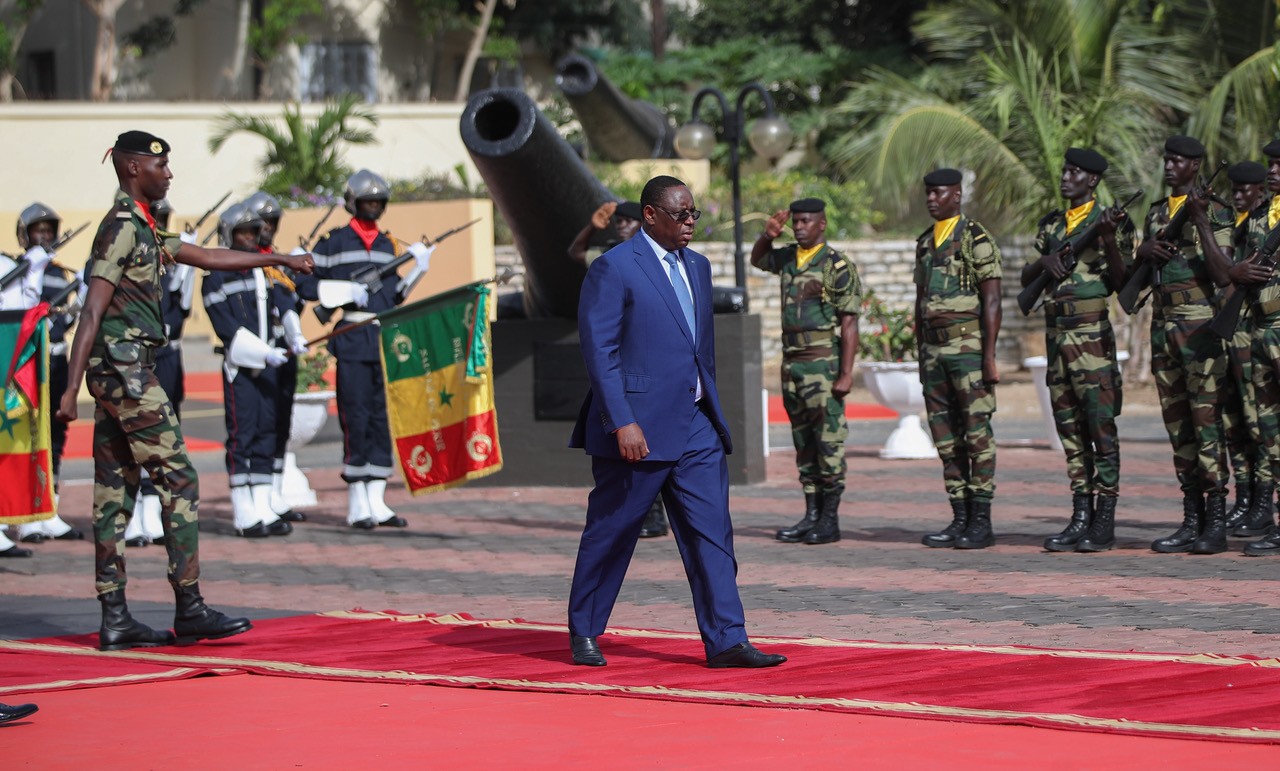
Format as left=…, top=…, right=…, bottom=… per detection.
left=81, top=0, right=127, bottom=101
left=650, top=0, right=666, bottom=62
left=0, top=4, right=40, bottom=101
left=453, top=0, right=499, bottom=103
left=0, top=71, right=15, bottom=102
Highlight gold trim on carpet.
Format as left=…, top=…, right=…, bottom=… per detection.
left=0, top=667, right=207, bottom=695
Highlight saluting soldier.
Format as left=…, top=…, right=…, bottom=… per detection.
left=55, top=130, right=313, bottom=651
left=294, top=170, right=432, bottom=529
left=1137, top=135, right=1236, bottom=555
left=915, top=168, right=1003, bottom=550
left=1023, top=149, right=1133, bottom=553
left=751, top=198, right=861, bottom=545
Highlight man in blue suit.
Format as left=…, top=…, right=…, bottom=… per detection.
left=568, top=175, right=787, bottom=669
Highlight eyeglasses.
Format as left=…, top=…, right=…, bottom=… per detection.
left=654, top=205, right=702, bottom=223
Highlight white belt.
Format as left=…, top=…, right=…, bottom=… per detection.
left=167, top=340, right=183, bottom=351
left=50, top=342, right=67, bottom=356
left=341, top=311, right=378, bottom=324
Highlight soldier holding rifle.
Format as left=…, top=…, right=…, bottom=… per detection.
left=1022, top=148, right=1133, bottom=553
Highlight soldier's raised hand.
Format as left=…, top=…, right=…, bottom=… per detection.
left=763, top=209, right=790, bottom=240
left=592, top=202, right=618, bottom=230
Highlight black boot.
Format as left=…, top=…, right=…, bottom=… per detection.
left=922, top=499, right=968, bottom=548
left=956, top=500, right=995, bottom=549
left=638, top=498, right=668, bottom=538
left=1044, top=494, right=1092, bottom=552
left=776, top=492, right=821, bottom=543
left=173, top=583, right=253, bottom=645
left=1152, top=493, right=1203, bottom=553
left=1077, top=495, right=1117, bottom=552
left=1190, top=494, right=1229, bottom=554
left=803, top=490, right=841, bottom=545
left=1233, top=481, right=1275, bottom=537
left=1244, top=529, right=1280, bottom=556
left=1226, top=478, right=1254, bottom=531
left=99, top=589, right=175, bottom=651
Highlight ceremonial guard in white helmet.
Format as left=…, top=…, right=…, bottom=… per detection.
left=11, top=203, right=86, bottom=546
left=201, top=203, right=294, bottom=537
left=124, top=197, right=195, bottom=547
left=244, top=191, right=308, bottom=523
left=295, top=170, right=432, bottom=528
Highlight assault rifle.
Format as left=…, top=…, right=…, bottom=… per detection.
left=1017, top=190, right=1143, bottom=316
left=313, top=218, right=481, bottom=324
left=299, top=203, right=338, bottom=250
left=185, top=191, right=232, bottom=234
left=1117, top=161, right=1227, bottom=313
left=1208, top=223, right=1280, bottom=339
left=0, top=221, right=91, bottom=290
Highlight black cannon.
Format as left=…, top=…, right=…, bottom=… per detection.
left=461, top=88, right=617, bottom=320
left=555, top=53, right=675, bottom=162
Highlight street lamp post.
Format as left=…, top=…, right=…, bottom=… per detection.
left=674, top=84, right=792, bottom=312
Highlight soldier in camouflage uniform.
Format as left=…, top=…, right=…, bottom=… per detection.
left=1220, top=162, right=1275, bottom=539
left=56, top=130, right=313, bottom=651
left=1023, top=148, right=1133, bottom=553
left=751, top=198, right=861, bottom=545
left=915, top=168, right=1003, bottom=550
left=1136, top=135, right=1237, bottom=555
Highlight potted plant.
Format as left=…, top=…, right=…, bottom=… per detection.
left=858, top=292, right=937, bottom=460
left=282, top=347, right=336, bottom=508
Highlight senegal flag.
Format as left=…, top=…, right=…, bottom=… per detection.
left=1, top=306, right=55, bottom=524
left=379, top=283, right=502, bottom=493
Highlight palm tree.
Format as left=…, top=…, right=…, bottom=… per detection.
left=208, top=95, right=379, bottom=197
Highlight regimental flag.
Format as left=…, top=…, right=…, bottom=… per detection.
left=0, top=306, right=55, bottom=524
left=379, top=283, right=502, bottom=494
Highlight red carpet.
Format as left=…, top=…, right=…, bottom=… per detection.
left=4, top=611, right=1280, bottom=744
left=767, top=394, right=895, bottom=423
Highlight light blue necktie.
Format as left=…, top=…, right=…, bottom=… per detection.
left=663, top=251, right=695, bottom=341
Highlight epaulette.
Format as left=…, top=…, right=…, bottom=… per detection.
left=966, top=219, right=990, bottom=243
left=1038, top=210, right=1062, bottom=229
left=116, top=209, right=133, bottom=220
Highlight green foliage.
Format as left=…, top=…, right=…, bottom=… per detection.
left=858, top=290, right=916, bottom=362
left=249, top=0, right=324, bottom=66
left=497, top=0, right=647, bottom=60
left=295, top=347, right=333, bottom=393
left=120, top=0, right=205, bottom=59
left=208, top=95, right=379, bottom=198
left=0, top=0, right=46, bottom=71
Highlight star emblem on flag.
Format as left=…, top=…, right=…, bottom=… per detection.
left=438, top=388, right=454, bottom=407
left=0, top=409, right=17, bottom=439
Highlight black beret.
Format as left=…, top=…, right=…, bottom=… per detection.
left=789, top=197, right=826, bottom=213
left=1263, top=139, right=1280, bottom=158
left=1064, top=147, right=1108, bottom=174
left=113, top=130, right=170, bottom=156
left=923, top=168, right=962, bottom=186
left=1228, top=161, right=1266, bottom=184
left=1164, top=135, right=1205, bottom=159
left=615, top=201, right=642, bottom=221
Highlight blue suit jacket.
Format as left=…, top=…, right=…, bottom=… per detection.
left=570, top=232, right=732, bottom=460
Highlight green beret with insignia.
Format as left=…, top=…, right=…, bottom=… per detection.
left=113, top=130, right=171, bottom=157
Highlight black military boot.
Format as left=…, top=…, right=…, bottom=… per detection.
left=638, top=498, right=668, bottom=538
left=922, top=499, right=968, bottom=548
left=1044, top=494, right=1092, bottom=552
left=99, top=589, right=176, bottom=651
left=1233, top=481, right=1275, bottom=537
left=1077, top=495, right=1118, bottom=552
left=1151, top=493, right=1204, bottom=553
left=1244, top=530, right=1280, bottom=556
left=956, top=500, right=996, bottom=549
left=776, top=492, right=821, bottom=543
left=803, top=490, right=841, bottom=545
left=1225, top=478, right=1254, bottom=531
left=173, top=583, right=253, bottom=645
left=1190, top=494, right=1229, bottom=554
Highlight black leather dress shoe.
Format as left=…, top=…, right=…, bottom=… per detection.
left=279, top=510, right=307, bottom=522
left=350, top=519, right=377, bottom=530
left=265, top=520, right=293, bottom=536
left=0, top=702, right=38, bottom=724
left=235, top=523, right=270, bottom=538
left=54, top=528, right=85, bottom=541
left=377, top=516, right=409, bottom=528
left=570, top=634, right=606, bottom=666
left=707, top=642, right=786, bottom=669
left=124, top=536, right=150, bottom=548
left=0, top=545, right=33, bottom=558
left=18, top=532, right=44, bottom=544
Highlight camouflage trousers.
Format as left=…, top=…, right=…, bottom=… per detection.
left=87, top=359, right=200, bottom=596
left=1250, top=323, right=1280, bottom=478
left=781, top=346, right=847, bottom=495
left=919, top=334, right=996, bottom=502
left=1045, top=320, right=1122, bottom=496
left=1150, top=312, right=1228, bottom=495
left=1223, top=325, right=1271, bottom=485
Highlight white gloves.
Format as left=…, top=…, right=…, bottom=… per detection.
left=407, top=242, right=434, bottom=272
left=24, top=246, right=52, bottom=272
left=265, top=348, right=289, bottom=368
left=282, top=310, right=308, bottom=354
left=289, top=336, right=309, bottom=355
left=317, top=280, right=370, bottom=309
left=179, top=230, right=198, bottom=245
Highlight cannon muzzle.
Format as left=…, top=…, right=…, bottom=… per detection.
left=556, top=54, right=675, bottom=162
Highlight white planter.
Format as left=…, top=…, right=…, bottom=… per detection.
left=1024, top=352, right=1128, bottom=452
left=861, top=361, right=938, bottom=460
left=282, top=389, right=334, bottom=508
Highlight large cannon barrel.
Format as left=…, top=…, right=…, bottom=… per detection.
left=461, top=88, right=616, bottom=320
left=555, top=53, right=675, bottom=162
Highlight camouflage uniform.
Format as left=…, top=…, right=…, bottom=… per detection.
left=1032, top=205, right=1133, bottom=498
left=1244, top=208, right=1280, bottom=543
left=84, top=190, right=199, bottom=596
left=757, top=242, right=862, bottom=496
left=914, top=217, right=1001, bottom=503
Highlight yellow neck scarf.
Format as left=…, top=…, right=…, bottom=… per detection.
left=1237, top=211, right=1249, bottom=227
left=1269, top=196, right=1280, bottom=230
left=1167, top=195, right=1187, bottom=221
left=1065, top=200, right=1095, bottom=235
left=933, top=215, right=960, bottom=248
left=795, top=243, right=824, bottom=271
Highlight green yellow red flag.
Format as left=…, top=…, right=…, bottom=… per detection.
left=378, top=282, right=502, bottom=493
left=1, top=306, right=55, bottom=524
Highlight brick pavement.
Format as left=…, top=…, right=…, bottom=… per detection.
left=5, top=434, right=1280, bottom=659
